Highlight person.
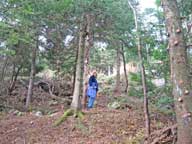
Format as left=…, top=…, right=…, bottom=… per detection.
left=86, top=70, right=98, bottom=109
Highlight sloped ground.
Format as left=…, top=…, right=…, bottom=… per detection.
left=0, top=94, right=173, bottom=144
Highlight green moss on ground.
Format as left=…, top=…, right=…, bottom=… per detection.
left=54, top=109, right=84, bottom=126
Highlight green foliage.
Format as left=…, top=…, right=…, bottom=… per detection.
left=152, top=45, right=167, bottom=60
left=128, top=87, right=143, bottom=98
left=129, top=71, right=157, bottom=98
left=106, top=77, right=114, bottom=85
left=90, top=46, right=115, bottom=71
left=98, top=74, right=114, bottom=85
left=147, top=82, right=174, bottom=114
left=129, top=72, right=143, bottom=97
left=0, top=0, right=175, bottom=113
left=178, top=0, right=192, bottom=16
left=155, top=0, right=161, bottom=7
left=36, top=63, right=48, bottom=74
left=7, top=32, right=19, bottom=45
left=157, top=96, right=173, bottom=108
left=130, top=72, right=141, bottom=83
left=0, top=49, right=15, bottom=56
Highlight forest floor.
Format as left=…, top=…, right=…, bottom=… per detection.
left=0, top=90, right=174, bottom=144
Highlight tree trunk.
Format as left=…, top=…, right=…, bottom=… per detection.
left=8, top=64, right=23, bottom=94
left=82, top=13, right=94, bottom=109
left=114, top=46, right=121, bottom=95
left=139, top=36, right=150, bottom=139
left=0, top=57, right=9, bottom=82
left=108, top=66, right=111, bottom=76
left=162, top=0, right=192, bottom=143
left=72, top=36, right=79, bottom=95
left=121, top=43, right=128, bottom=93
left=71, top=16, right=86, bottom=111
left=55, top=26, right=62, bottom=75
left=25, top=37, right=38, bottom=109
left=128, top=0, right=150, bottom=138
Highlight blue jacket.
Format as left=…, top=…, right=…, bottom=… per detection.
left=88, top=75, right=98, bottom=92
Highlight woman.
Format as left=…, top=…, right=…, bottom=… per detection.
left=86, top=71, right=98, bottom=109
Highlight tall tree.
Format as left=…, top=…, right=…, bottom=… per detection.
left=25, top=35, right=38, bottom=109
left=162, top=0, right=192, bottom=143
left=82, top=13, right=94, bottom=109
left=71, top=16, right=86, bottom=110
left=128, top=0, right=151, bottom=138
left=114, top=45, right=121, bottom=95
left=121, top=43, right=129, bottom=93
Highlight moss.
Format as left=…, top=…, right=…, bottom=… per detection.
left=77, top=111, right=84, bottom=119
left=53, top=109, right=73, bottom=126
left=54, top=109, right=84, bottom=126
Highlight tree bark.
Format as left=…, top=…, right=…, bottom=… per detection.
left=114, top=45, right=121, bottom=95
left=72, top=36, right=79, bottom=95
left=25, top=37, right=38, bottom=109
left=82, top=13, right=94, bottom=109
left=55, top=26, right=62, bottom=75
left=71, top=16, right=86, bottom=110
left=0, top=57, right=9, bottom=82
left=121, top=43, right=128, bottom=93
left=128, top=0, right=150, bottom=138
left=138, top=32, right=151, bottom=140
left=8, top=64, right=23, bottom=94
left=162, top=0, right=192, bottom=143
left=108, top=66, right=111, bottom=76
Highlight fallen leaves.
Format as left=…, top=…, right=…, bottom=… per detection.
left=0, top=94, right=173, bottom=144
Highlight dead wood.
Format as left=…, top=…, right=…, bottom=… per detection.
left=0, top=104, right=14, bottom=109
left=148, top=124, right=177, bottom=144
left=33, top=80, right=71, bottom=103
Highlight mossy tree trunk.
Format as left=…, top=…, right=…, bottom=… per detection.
left=162, top=0, right=192, bottom=143
left=71, top=16, right=86, bottom=111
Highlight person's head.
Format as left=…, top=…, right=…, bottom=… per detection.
left=92, top=70, right=97, bottom=77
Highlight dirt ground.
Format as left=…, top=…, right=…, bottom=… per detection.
left=0, top=93, right=173, bottom=144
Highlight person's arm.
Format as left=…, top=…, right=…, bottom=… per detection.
left=88, top=76, right=93, bottom=86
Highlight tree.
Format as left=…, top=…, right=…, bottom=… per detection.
left=82, top=13, right=94, bottom=109
left=114, top=45, right=121, bottom=95
left=0, top=0, right=73, bottom=104
left=25, top=34, right=38, bottom=109
left=71, top=16, right=86, bottom=111
left=162, top=0, right=192, bottom=143
left=128, top=0, right=151, bottom=139
left=121, top=43, right=129, bottom=93
left=54, top=15, right=87, bottom=126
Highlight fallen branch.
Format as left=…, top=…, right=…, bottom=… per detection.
left=151, top=133, right=170, bottom=144
left=149, top=124, right=177, bottom=144
left=0, top=104, right=14, bottom=109
left=34, top=80, right=68, bottom=102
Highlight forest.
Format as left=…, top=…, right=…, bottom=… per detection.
left=0, top=0, right=192, bottom=144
